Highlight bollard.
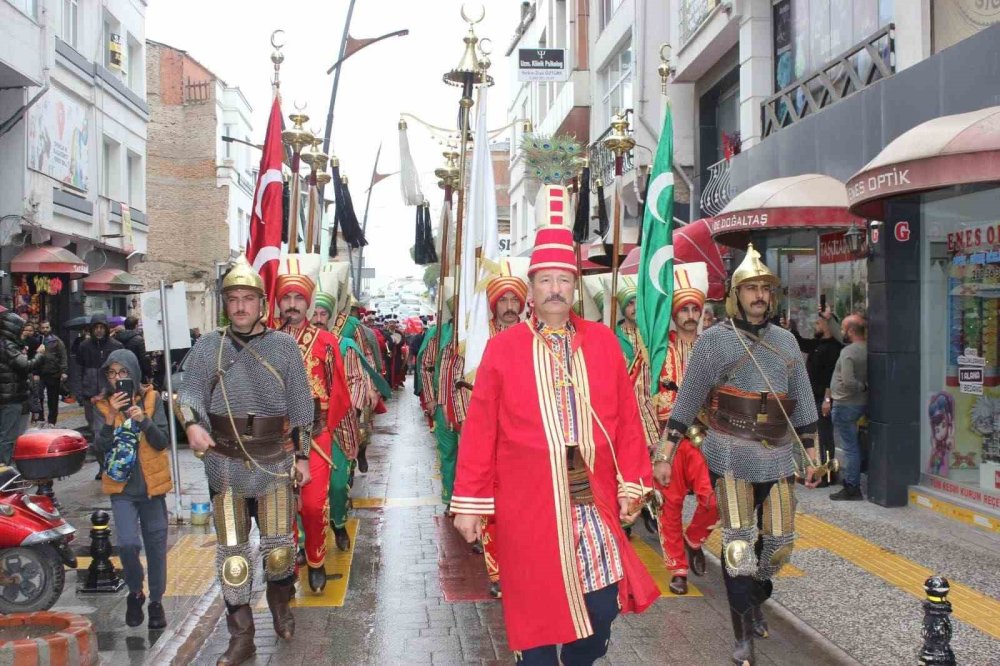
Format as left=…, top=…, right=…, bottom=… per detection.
left=77, top=510, right=125, bottom=593
left=918, top=576, right=956, bottom=666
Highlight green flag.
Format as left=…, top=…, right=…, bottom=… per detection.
left=636, top=98, right=675, bottom=396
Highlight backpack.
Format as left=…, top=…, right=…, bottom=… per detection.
left=104, top=418, right=140, bottom=483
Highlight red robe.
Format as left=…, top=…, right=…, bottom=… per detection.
left=453, top=315, right=658, bottom=651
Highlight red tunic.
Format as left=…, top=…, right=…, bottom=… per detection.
left=292, top=324, right=352, bottom=438
left=452, top=315, right=658, bottom=651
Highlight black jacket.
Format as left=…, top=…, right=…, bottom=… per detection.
left=77, top=334, right=123, bottom=398
left=0, top=313, right=43, bottom=405
left=795, top=332, right=844, bottom=403
left=34, top=335, right=68, bottom=378
left=115, top=329, right=150, bottom=381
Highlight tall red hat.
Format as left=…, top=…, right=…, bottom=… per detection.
left=528, top=185, right=578, bottom=277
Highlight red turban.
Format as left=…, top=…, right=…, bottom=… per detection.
left=672, top=268, right=705, bottom=315
left=273, top=274, right=315, bottom=305
left=487, top=276, right=528, bottom=313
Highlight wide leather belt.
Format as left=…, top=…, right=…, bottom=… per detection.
left=208, top=413, right=290, bottom=463
left=708, top=390, right=797, bottom=443
left=313, top=409, right=328, bottom=436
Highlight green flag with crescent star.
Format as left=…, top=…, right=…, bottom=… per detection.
left=636, top=96, right=674, bottom=396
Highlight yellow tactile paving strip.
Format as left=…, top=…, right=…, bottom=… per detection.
left=287, top=517, right=359, bottom=608
left=909, top=489, right=1000, bottom=535
left=630, top=537, right=703, bottom=598
left=76, top=534, right=217, bottom=597
left=353, top=496, right=441, bottom=509
left=795, top=514, right=1000, bottom=640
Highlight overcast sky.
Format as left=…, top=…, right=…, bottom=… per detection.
left=146, top=0, right=519, bottom=290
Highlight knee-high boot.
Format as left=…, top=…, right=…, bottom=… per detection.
left=217, top=605, right=255, bottom=665
left=265, top=578, right=296, bottom=639
left=729, top=607, right=755, bottom=666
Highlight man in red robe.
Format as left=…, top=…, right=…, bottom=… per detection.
left=649, top=269, right=718, bottom=595
left=273, top=262, right=353, bottom=593
left=453, top=186, right=658, bottom=663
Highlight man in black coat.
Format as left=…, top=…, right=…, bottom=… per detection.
left=76, top=313, right=123, bottom=463
left=115, top=316, right=150, bottom=382
left=793, top=309, right=843, bottom=482
left=0, top=311, right=46, bottom=464
left=34, top=320, right=68, bottom=426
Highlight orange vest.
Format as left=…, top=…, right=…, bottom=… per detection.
left=96, top=387, right=173, bottom=498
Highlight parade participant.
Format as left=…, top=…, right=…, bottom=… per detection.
left=475, top=272, right=529, bottom=599
left=614, top=283, right=663, bottom=448
left=657, top=244, right=821, bottom=666
left=176, top=254, right=314, bottom=665
left=274, top=259, right=352, bottom=588
left=427, top=282, right=459, bottom=507
left=648, top=269, right=717, bottom=595
left=453, top=186, right=658, bottom=664
left=384, top=319, right=407, bottom=389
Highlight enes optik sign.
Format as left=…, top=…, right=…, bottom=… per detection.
left=518, top=48, right=568, bottom=82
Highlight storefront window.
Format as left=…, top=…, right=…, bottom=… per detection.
left=920, top=185, right=1000, bottom=503
left=818, top=231, right=868, bottom=318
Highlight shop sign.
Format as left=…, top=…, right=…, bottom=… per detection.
left=26, top=86, right=91, bottom=192
left=958, top=349, right=986, bottom=395
left=846, top=165, right=911, bottom=203
left=894, top=221, right=911, bottom=242
left=517, top=48, right=568, bottom=82
left=819, top=231, right=863, bottom=264
left=946, top=221, right=1000, bottom=253
left=709, top=212, right=769, bottom=235
left=925, top=474, right=1000, bottom=513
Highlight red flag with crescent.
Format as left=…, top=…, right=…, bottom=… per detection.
left=247, top=97, right=284, bottom=321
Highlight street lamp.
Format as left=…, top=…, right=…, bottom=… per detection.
left=844, top=222, right=864, bottom=255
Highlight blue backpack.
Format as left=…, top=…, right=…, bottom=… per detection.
left=104, top=419, right=140, bottom=483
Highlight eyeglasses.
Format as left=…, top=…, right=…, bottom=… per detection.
left=105, top=368, right=130, bottom=379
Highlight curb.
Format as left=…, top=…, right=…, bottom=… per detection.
left=142, top=582, right=225, bottom=666
left=0, top=611, right=97, bottom=666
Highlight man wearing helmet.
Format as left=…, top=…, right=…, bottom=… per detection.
left=176, top=254, right=314, bottom=666
left=655, top=244, right=822, bottom=666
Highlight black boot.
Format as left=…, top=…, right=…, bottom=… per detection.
left=334, top=526, right=351, bottom=552
left=669, top=575, right=689, bottom=595
left=265, top=579, right=296, bottom=640
left=729, top=607, right=755, bottom=665
left=217, top=605, right=255, bottom=665
left=357, top=445, right=368, bottom=473
left=489, top=581, right=502, bottom=598
left=751, top=604, right=769, bottom=639
left=830, top=485, right=864, bottom=501
left=685, top=541, right=706, bottom=576
left=125, top=590, right=145, bottom=627
left=308, top=564, right=328, bottom=593
left=641, top=506, right=657, bottom=534
left=148, top=600, right=167, bottom=630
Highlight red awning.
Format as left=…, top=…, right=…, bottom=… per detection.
left=619, top=219, right=728, bottom=300
left=847, top=106, right=1000, bottom=218
left=82, top=268, right=144, bottom=293
left=10, top=246, right=89, bottom=278
left=710, top=174, right=862, bottom=248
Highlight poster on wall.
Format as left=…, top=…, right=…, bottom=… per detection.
left=26, top=87, right=90, bottom=192
left=933, top=0, right=1000, bottom=54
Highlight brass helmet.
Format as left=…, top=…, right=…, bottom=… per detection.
left=222, top=252, right=265, bottom=296
left=725, top=243, right=780, bottom=318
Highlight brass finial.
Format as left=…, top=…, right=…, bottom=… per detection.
left=603, top=113, right=635, bottom=157
left=658, top=43, right=672, bottom=95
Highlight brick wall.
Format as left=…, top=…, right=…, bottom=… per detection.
left=135, top=42, right=230, bottom=294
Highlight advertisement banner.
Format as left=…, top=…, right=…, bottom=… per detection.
left=27, top=87, right=90, bottom=192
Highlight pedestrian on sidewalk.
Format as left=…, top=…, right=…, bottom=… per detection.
left=94, top=349, right=171, bottom=630
left=453, top=186, right=658, bottom=665
left=115, top=316, right=151, bottom=383
left=1, top=311, right=46, bottom=464
left=34, top=321, right=68, bottom=426
left=665, top=245, right=822, bottom=666
left=78, top=313, right=123, bottom=477
left=20, top=322, right=44, bottom=424
left=830, top=315, right=869, bottom=501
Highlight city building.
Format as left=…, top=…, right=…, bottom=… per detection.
left=1, top=0, right=149, bottom=330
left=137, top=40, right=253, bottom=334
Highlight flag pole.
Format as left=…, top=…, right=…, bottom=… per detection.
left=355, top=142, right=383, bottom=296
left=604, top=113, right=635, bottom=325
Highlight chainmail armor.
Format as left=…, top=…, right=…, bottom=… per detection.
left=669, top=321, right=817, bottom=483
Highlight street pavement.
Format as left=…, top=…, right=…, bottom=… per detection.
left=29, top=385, right=1000, bottom=665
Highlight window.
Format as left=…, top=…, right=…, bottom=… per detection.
left=126, top=35, right=143, bottom=92
left=7, top=0, right=38, bottom=19
left=61, top=0, right=78, bottom=48
left=600, top=0, right=624, bottom=30
left=102, top=137, right=121, bottom=199
left=103, top=10, right=123, bottom=73
left=600, top=43, right=633, bottom=128
left=126, top=151, right=142, bottom=209
left=223, top=124, right=234, bottom=158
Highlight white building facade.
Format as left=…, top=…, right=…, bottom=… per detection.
left=1, top=0, right=149, bottom=327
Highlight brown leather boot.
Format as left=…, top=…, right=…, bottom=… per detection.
left=217, top=605, right=255, bottom=666
left=265, top=579, right=296, bottom=640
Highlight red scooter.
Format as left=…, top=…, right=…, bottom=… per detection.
left=0, top=428, right=86, bottom=613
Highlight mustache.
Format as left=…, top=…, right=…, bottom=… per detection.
left=752, top=300, right=768, bottom=307
left=544, top=295, right=568, bottom=304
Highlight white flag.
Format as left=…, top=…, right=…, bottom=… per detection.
left=458, top=86, right=499, bottom=381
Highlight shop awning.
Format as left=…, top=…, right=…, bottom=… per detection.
left=710, top=174, right=862, bottom=248
left=82, top=268, right=143, bottom=293
left=619, top=219, right=728, bottom=300
left=10, top=246, right=89, bottom=278
left=847, top=106, right=1000, bottom=218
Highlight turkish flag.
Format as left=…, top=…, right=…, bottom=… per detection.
left=247, top=97, right=284, bottom=323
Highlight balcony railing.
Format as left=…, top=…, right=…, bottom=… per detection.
left=699, top=157, right=733, bottom=217
left=589, top=123, right=635, bottom=188
left=679, top=0, right=720, bottom=45
left=762, top=24, right=895, bottom=138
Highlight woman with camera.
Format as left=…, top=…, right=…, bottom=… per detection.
left=94, top=349, right=172, bottom=630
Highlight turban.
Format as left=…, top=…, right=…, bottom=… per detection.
left=617, top=285, right=637, bottom=310
left=672, top=268, right=705, bottom=315
left=273, top=274, right=316, bottom=305
left=487, top=276, right=528, bottom=313
left=314, top=292, right=336, bottom=315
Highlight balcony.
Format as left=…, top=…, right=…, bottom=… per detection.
left=762, top=24, right=895, bottom=138
left=699, top=157, right=732, bottom=217
left=679, top=0, right=721, bottom=46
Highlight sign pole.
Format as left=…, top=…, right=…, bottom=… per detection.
left=159, top=280, right=184, bottom=522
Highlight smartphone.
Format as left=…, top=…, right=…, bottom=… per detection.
left=820, top=294, right=827, bottom=312
left=115, top=379, right=135, bottom=410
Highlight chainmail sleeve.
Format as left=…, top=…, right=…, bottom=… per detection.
left=666, top=327, right=723, bottom=433
left=176, top=332, right=219, bottom=427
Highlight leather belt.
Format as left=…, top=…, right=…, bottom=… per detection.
left=208, top=413, right=290, bottom=463
left=708, top=390, right=796, bottom=443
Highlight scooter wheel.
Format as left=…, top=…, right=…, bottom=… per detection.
left=0, top=545, right=66, bottom=613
